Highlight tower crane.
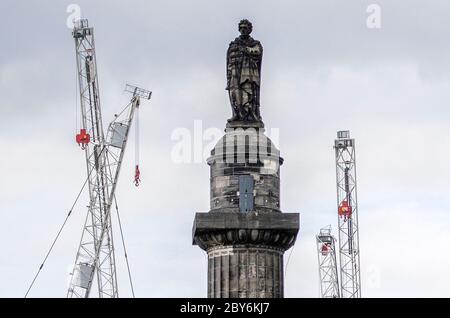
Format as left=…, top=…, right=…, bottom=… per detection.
left=316, top=226, right=340, bottom=298
left=334, top=130, right=361, bottom=298
left=68, top=19, right=151, bottom=298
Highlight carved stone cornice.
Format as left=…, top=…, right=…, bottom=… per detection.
left=193, top=212, right=299, bottom=252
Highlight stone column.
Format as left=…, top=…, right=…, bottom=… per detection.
left=192, top=128, right=300, bottom=298
left=207, top=246, right=283, bottom=298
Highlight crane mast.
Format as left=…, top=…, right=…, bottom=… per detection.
left=68, top=19, right=151, bottom=298
left=334, top=130, right=361, bottom=298
left=316, top=227, right=340, bottom=298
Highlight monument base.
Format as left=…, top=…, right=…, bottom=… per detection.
left=226, top=120, right=264, bottom=130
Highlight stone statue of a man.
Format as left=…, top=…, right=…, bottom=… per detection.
left=226, top=19, right=263, bottom=124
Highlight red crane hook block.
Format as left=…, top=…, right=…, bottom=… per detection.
left=76, top=129, right=90, bottom=150
left=134, top=165, right=141, bottom=187
left=338, top=200, right=352, bottom=218
left=321, top=243, right=331, bottom=256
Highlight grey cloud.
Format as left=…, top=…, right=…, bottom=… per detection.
left=1, top=0, right=450, bottom=297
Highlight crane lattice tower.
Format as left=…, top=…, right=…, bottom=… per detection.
left=316, top=226, right=339, bottom=298
left=334, top=130, right=361, bottom=298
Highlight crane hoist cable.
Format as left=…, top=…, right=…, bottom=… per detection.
left=75, top=70, right=78, bottom=135
left=113, top=196, right=135, bottom=297
left=24, top=155, right=100, bottom=298
left=284, top=239, right=296, bottom=279
left=106, top=100, right=141, bottom=188
left=134, top=106, right=140, bottom=187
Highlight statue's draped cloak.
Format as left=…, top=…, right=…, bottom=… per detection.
left=226, top=36, right=263, bottom=90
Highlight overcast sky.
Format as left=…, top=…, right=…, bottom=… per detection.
left=1, top=0, right=450, bottom=298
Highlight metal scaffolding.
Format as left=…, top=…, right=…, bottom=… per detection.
left=334, top=130, right=361, bottom=298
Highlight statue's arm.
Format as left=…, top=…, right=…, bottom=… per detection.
left=246, top=41, right=263, bottom=57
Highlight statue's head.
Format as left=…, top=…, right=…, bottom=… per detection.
left=238, top=19, right=253, bottom=36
